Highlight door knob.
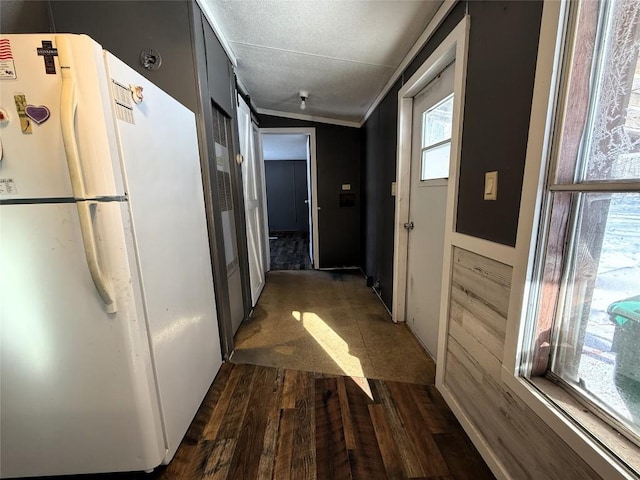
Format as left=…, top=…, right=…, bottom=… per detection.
left=404, top=221, right=414, bottom=230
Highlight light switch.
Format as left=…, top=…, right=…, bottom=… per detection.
left=484, top=171, right=498, bottom=200
left=341, top=184, right=351, bottom=191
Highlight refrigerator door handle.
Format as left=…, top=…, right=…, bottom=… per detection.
left=58, top=36, right=87, bottom=199
left=76, top=201, right=117, bottom=313
left=58, top=36, right=117, bottom=313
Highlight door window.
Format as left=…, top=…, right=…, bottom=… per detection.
left=421, top=94, right=454, bottom=181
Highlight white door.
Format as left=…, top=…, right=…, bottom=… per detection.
left=253, top=123, right=271, bottom=274
left=237, top=96, right=268, bottom=305
left=405, top=62, right=455, bottom=359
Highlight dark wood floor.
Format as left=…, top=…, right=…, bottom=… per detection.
left=29, top=363, right=494, bottom=480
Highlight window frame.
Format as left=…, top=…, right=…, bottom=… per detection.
left=498, top=1, right=640, bottom=479
left=528, top=0, right=640, bottom=447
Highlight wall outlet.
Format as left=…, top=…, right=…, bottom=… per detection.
left=484, top=171, right=498, bottom=200
left=391, top=181, right=397, bottom=196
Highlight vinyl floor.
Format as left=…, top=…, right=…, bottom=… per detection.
left=232, top=270, right=435, bottom=384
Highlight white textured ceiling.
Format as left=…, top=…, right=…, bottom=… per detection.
left=262, top=134, right=309, bottom=160
left=202, top=0, right=443, bottom=124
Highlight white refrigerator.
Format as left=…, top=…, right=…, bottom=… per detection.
left=0, top=34, right=222, bottom=478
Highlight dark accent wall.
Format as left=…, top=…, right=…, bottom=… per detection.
left=362, top=0, right=542, bottom=309
left=455, top=1, right=542, bottom=244
left=0, top=0, right=51, bottom=33
left=50, top=0, right=200, bottom=112
left=362, top=79, right=402, bottom=306
left=259, top=115, right=361, bottom=268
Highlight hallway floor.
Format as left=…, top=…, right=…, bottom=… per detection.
left=148, top=363, right=495, bottom=479
left=24, top=271, right=495, bottom=480
left=231, top=270, right=435, bottom=384
left=269, top=231, right=312, bottom=270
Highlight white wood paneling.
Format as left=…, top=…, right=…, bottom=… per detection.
left=443, top=247, right=602, bottom=479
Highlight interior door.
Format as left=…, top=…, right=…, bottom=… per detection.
left=237, top=96, right=268, bottom=306
left=254, top=125, right=271, bottom=273
left=265, top=160, right=309, bottom=232
left=405, top=62, right=455, bottom=359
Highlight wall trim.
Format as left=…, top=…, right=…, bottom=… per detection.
left=256, top=108, right=360, bottom=129
left=259, top=128, right=320, bottom=269
left=451, top=232, right=516, bottom=266
left=361, top=0, right=458, bottom=126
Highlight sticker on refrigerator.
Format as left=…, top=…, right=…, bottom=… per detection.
left=13, top=94, right=32, bottom=134
left=36, top=41, right=58, bottom=75
left=25, top=105, right=50, bottom=125
left=111, top=80, right=135, bottom=124
left=0, top=38, right=17, bottom=79
left=0, top=178, right=18, bottom=194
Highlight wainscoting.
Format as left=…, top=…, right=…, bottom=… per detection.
left=442, top=247, right=601, bottom=479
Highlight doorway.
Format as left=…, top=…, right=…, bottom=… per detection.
left=260, top=128, right=319, bottom=270
left=392, top=18, right=469, bottom=376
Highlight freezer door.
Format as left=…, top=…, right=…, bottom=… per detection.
left=0, top=202, right=165, bottom=478
left=0, top=34, right=124, bottom=201
left=104, top=53, right=222, bottom=461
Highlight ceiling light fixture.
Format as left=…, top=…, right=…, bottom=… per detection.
left=299, top=90, right=308, bottom=111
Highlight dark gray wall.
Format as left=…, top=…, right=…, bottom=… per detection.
left=362, top=78, right=402, bottom=305
left=362, top=0, right=542, bottom=309
left=50, top=0, right=199, bottom=112
left=259, top=115, right=361, bottom=268
left=0, top=0, right=51, bottom=33
left=265, top=160, right=309, bottom=232
left=455, top=1, right=542, bottom=244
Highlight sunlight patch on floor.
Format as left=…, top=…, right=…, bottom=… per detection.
left=292, top=310, right=373, bottom=399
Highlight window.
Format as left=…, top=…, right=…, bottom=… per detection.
left=526, top=0, right=640, bottom=448
left=421, top=94, right=453, bottom=180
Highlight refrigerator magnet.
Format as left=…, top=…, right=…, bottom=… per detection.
left=130, top=85, right=144, bottom=104
left=36, top=41, right=58, bottom=75
left=13, top=94, right=32, bottom=134
left=0, top=38, right=17, bottom=79
left=0, top=108, right=9, bottom=126
left=25, top=105, right=50, bottom=125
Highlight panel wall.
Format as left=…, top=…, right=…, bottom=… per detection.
left=51, top=0, right=200, bottom=112
left=444, top=248, right=601, bottom=479
left=454, top=1, right=543, bottom=245
left=0, top=0, right=51, bottom=33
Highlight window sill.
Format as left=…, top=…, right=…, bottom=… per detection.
left=501, top=367, right=639, bottom=479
